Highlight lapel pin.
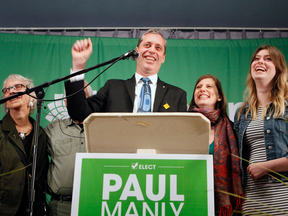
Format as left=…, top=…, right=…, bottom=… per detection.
left=163, top=103, right=170, bottom=110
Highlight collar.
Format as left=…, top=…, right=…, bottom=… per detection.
left=2, top=112, right=35, bottom=132
left=66, top=117, right=84, bottom=131
left=1, top=112, right=41, bottom=138
left=135, top=73, right=158, bottom=85
left=66, top=117, right=76, bottom=126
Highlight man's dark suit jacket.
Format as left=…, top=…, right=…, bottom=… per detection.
left=65, top=75, right=187, bottom=122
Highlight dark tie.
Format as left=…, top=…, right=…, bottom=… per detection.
left=138, top=77, right=151, bottom=113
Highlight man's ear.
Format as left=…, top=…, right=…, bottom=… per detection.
left=161, top=54, right=166, bottom=63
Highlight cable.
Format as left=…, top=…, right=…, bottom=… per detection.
left=42, top=55, right=123, bottom=102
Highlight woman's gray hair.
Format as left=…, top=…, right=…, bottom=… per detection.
left=2, top=74, right=37, bottom=114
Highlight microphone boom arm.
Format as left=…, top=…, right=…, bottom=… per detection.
left=0, top=49, right=136, bottom=105
left=0, top=49, right=136, bottom=216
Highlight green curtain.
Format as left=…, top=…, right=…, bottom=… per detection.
left=1, top=33, right=288, bottom=127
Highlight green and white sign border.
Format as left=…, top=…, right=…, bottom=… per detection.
left=71, top=153, right=214, bottom=215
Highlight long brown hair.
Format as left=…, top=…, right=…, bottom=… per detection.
left=188, top=74, right=227, bottom=116
left=238, top=45, right=288, bottom=120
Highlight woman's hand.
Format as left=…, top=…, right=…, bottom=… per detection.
left=247, top=162, right=270, bottom=180
left=247, top=157, right=288, bottom=180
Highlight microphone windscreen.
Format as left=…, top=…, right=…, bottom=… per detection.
left=130, top=50, right=139, bottom=61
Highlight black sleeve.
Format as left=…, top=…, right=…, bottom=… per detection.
left=65, top=80, right=109, bottom=121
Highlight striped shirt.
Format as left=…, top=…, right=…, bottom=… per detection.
left=242, top=106, right=288, bottom=215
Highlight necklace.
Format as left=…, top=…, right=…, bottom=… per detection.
left=16, top=123, right=32, bottom=140
left=19, top=132, right=27, bottom=140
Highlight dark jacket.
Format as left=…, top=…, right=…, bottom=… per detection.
left=65, top=76, right=187, bottom=122
left=234, top=102, right=288, bottom=184
left=0, top=113, right=48, bottom=216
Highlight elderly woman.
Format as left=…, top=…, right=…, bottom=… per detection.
left=0, top=74, right=48, bottom=215
left=234, top=46, right=288, bottom=215
left=189, top=74, right=243, bottom=215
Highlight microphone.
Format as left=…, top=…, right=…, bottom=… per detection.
left=129, top=50, right=140, bottom=61
left=123, top=50, right=139, bottom=61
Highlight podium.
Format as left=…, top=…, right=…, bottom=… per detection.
left=84, top=112, right=210, bottom=154
left=71, top=113, right=214, bottom=216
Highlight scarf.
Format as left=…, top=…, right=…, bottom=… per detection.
left=191, top=108, right=244, bottom=216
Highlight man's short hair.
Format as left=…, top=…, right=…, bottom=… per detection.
left=137, top=29, right=167, bottom=54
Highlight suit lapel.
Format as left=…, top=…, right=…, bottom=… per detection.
left=154, top=78, right=167, bottom=111
left=125, top=75, right=136, bottom=104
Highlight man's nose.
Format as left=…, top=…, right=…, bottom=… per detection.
left=148, top=46, right=156, bottom=53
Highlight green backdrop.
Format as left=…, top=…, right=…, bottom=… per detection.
left=1, top=33, right=288, bottom=127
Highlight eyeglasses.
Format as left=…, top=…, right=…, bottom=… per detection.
left=2, top=84, right=26, bottom=94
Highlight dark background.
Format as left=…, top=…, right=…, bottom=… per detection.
left=0, top=0, right=287, bottom=28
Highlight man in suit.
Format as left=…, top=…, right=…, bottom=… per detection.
left=65, top=29, right=187, bottom=122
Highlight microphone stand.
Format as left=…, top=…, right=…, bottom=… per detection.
left=28, top=86, right=45, bottom=216
left=0, top=50, right=136, bottom=216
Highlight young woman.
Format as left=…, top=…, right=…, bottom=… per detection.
left=189, top=74, right=243, bottom=215
left=234, top=45, right=288, bottom=215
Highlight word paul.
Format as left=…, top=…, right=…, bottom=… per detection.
left=101, top=174, right=184, bottom=216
